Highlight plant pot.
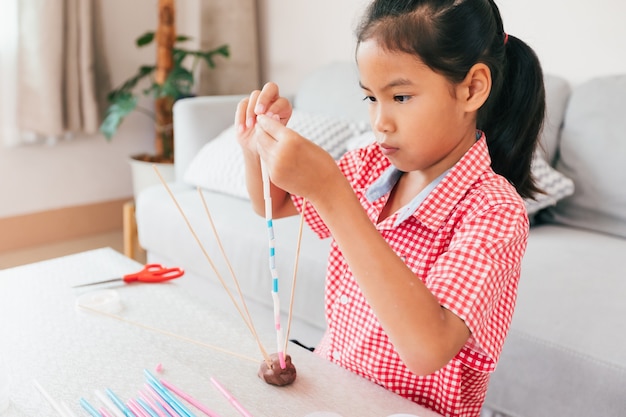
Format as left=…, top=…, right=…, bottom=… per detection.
left=129, top=155, right=175, bottom=200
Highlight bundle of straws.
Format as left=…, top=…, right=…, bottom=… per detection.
left=35, top=368, right=252, bottom=417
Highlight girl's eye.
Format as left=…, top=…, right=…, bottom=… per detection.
left=363, top=96, right=376, bottom=103
left=394, top=95, right=411, bottom=103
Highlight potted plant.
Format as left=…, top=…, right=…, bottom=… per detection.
left=100, top=0, right=229, bottom=196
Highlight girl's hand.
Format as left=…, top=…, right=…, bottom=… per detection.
left=235, top=82, right=292, bottom=154
left=254, top=114, right=343, bottom=203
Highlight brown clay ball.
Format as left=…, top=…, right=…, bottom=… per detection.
left=258, top=353, right=297, bottom=386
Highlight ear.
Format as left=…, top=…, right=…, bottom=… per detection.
left=457, top=63, right=491, bottom=112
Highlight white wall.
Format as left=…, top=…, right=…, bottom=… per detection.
left=498, top=0, right=626, bottom=85
left=259, top=0, right=626, bottom=92
left=2, top=0, right=625, bottom=219
left=256, top=0, right=371, bottom=94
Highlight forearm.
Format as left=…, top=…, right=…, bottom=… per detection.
left=310, top=179, right=469, bottom=375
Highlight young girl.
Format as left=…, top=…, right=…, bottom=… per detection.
left=235, top=0, right=545, bottom=416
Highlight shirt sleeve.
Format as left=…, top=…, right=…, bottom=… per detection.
left=426, top=199, right=529, bottom=367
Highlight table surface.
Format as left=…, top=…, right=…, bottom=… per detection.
left=0, top=248, right=440, bottom=417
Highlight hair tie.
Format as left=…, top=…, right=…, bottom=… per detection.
left=504, top=32, right=509, bottom=45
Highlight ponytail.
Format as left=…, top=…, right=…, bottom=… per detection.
left=478, top=33, right=546, bottom=200
left=356, top=0, right=546, bottom=199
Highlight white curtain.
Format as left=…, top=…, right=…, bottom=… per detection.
left=0, top=0, right=19, bottom=147
left=0, top=0, right=109, bottom=147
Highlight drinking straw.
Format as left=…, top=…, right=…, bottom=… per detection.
left=95, top=390, right=126, bottom=417
left=136, top=398, right=161, bottom=417
left=33, top=380, right=70, bottom=417
left=160, top=378, right=222, bottom=417
left=79, top=397, right=103, bottom=417
left=260, top=160, right=287, bottom=369
left=144, top=370, right=195, bottom=417
left=99, top=407, right=116, bottom=417
left=138, top=389, right=170, bottom=417
left=60, top=401, right=80, bottom=417
left=127, top=399, right=150, bottom=417
left=209, top=377, right=253, bottom=417
left=105, top=388, right=134, bottom=417
left=144, top=385, right=180, bottom=417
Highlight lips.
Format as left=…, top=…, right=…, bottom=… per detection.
left=378, top=142, right=398, bottom=156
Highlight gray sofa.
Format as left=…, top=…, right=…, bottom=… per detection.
left=136, top=62, right=626, bottom=417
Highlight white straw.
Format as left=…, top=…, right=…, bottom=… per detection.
left=33, top=379, right=69, bottom=417
left=60, top=401, right=80, bottom=417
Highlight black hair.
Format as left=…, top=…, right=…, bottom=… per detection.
left=356, top=0, right=545, bottom=199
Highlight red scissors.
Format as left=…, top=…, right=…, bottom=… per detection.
left=73, top=264, right=184, bottom=288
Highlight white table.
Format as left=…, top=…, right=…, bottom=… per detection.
left=0, top=248, right=441, bottom=417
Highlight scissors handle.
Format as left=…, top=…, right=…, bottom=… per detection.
left=123, top=264, right=184, bottom=284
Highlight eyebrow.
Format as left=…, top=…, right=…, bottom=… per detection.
left=359, top=78, right=415, bottom=91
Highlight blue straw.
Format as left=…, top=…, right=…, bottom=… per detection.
left=80, top=397, right=103, bottom=417
left=144, top=369, right=196, bottom=417
left=136, top=397, right=160, bottom=417
left=105, top=388, right=134, bottom=417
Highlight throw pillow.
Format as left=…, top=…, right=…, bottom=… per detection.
left=183, top=110, right=370, bottom=199
left=286, top=110, right=370, bottom=159
left=183, top=124, right=249, bottom=199
left=525, top=154, right=575, bottom=215
left=542, top=74, right=626, bottom=238
left=345, top=131, right=376, bottom=151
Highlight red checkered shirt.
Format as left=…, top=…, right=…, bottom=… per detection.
left=291, top=135, right=529, bottom=417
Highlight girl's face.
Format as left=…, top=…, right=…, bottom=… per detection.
left=356, top=39, right=478, bottom=181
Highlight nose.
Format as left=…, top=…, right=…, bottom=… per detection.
left=371, top=104, right=394, bottom=133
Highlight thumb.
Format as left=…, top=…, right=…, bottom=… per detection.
left=255, top=114, right=285, bottom=141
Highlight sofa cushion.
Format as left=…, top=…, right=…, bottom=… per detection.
left=183, top=109, right=369, bottom=200
left=183, top=124, right=249, bottom=199
left=484, top=224, right=626, bottom=417
left=539, top=74, right=571, bottom=164
left=541, top=75, right=626, bottom=238
left=525, top=154, right=574, bottom=216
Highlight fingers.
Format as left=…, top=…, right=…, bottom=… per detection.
left=235, top=89, right=262, bottom=133
left=255, top=114, right=284, bottom=141
left=237, top=83, right=292, bottom=130
left=256, top=83, right=293, bottom=122
left=253, top=82, right=280, bottom=115
left=235, top=96, right=250, bottom=133
left=254, top=115, right=288, bottom=163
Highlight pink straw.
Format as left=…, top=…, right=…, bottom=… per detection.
left=210, top=377, right=253, bottom=417
left=99, top=408, right=115, bottom=417
left=127, top=399, right=150, bottom=417
left=160, top=378, right=222, bottom=417
left=138, top=390, right=169, bottom=417
left=144, top=384, right=178, bottom=417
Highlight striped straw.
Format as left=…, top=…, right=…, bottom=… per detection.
left=260, top=160, right=287, bottom=369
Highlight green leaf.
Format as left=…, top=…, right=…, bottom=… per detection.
left=136, top=32, right=155, bottom=47
left=160, top=67, right=194, bottom=99
left=175, top=35, right=191, bottom=43
left=108, top=65, right=155, bottom=102
left=172, top=48, right=189, bottom=67
left=200, top=44, right=230, bottom=68
left=99, top=93, right=138, bottom=139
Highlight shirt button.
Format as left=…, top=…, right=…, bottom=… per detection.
left=340, top=294, right=350, bottom=304
left=332, top=351, right=341, bottom=361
